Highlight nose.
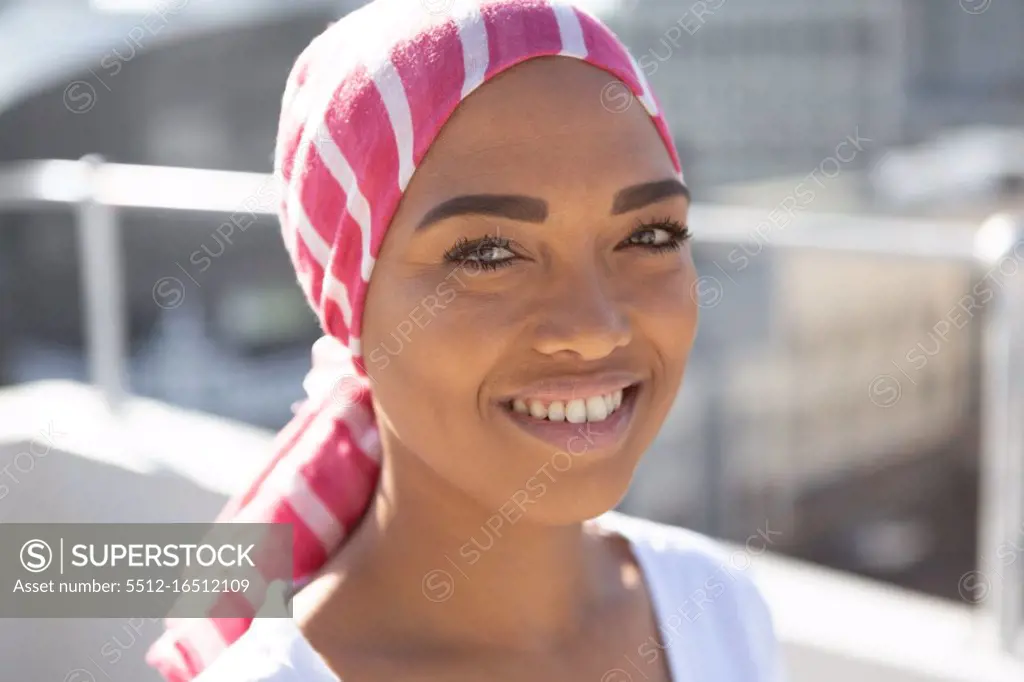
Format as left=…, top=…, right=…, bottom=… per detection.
left=531, top=270, right=632, bottom=361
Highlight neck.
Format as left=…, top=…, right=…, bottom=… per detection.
left=293, top=439, right=620, bottom=655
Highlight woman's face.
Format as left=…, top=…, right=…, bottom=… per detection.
left=361, top=57, right=697, bottom=523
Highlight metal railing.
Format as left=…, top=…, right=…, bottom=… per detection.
left=1, top=156, right=1022, bottom=657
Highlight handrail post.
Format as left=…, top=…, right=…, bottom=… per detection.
left=975, top=213, right=1024, bottom=657
left=75, top=154, right=128, bottom=412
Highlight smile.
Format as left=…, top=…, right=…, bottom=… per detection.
left=498, top=377, right=643, bottom=453
left=509, top=390, right=625, bottom=423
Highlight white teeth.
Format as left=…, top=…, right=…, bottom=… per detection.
left=585, top=395, right=608, bottom=421
left=565, top=399, right=587, bottom=423
left=528, top=400, right=547, bottom=419
left=511, top=388, right=630, bottom=423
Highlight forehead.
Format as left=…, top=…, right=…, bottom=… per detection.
left=406, top=57, right=678, bottom=205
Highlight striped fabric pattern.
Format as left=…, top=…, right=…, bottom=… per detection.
left=146, top=1, right=683, bottom=680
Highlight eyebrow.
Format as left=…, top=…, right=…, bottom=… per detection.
left=415, top=178, right=689, bottom=231
left=611, top=178, right=690, bottom=215
left=417, top=194, right=547, bottom=230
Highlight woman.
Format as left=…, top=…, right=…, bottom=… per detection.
left=147, top=0, right=784, bottom=680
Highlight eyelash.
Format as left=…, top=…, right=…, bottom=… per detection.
left=442, top=218, right=692, bottom=271
left=443, top=235, right=517, bottom=271
left=620, top=217, right=692, bottom=253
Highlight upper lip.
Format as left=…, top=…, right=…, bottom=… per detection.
left=499, top=371, right=644, bottom=402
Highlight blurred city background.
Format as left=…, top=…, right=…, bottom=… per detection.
left=0, top=0, right=1023, bottom=680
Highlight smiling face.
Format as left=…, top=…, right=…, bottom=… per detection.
left=360, top=57, right=698, bottom=524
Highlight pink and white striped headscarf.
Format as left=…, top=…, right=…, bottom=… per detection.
left=146, top=1, right=683, bottom=679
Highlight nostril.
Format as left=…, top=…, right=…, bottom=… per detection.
left=532, top=320, right=632, bottom=360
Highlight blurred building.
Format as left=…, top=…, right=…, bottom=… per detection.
left=0, top=0, right=352, bottom=424
left=598, top=0, right=1024, bottom=192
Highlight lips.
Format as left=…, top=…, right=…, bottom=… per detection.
left=497, top=371, right=644, bottom=453
left=500, top=371, right=641, bottom=403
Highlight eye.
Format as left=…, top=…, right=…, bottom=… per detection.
left=619, top=218, right=691, bottom=253
left=443, top=235, right=519, bottom=271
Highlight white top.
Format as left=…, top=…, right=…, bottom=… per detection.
left=196, top=512, right=785, bottom=682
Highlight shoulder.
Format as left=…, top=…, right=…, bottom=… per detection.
left=598, top=510, right=770, bottom=584
left=194, top=619, right=338, bottom=682
left=596, top=512, right=786, bottom=681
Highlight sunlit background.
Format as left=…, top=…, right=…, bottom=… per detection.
left=1, top=0, right=1023, bottom=680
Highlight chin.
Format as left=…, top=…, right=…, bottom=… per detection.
left=503, top=452, right=641, bottom=527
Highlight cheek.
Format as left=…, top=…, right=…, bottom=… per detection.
left=362, top=270, right=521, bottom=419
left=363, top=270, right=539, bottom=498
left=621, top=255, right=699, bottom=351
